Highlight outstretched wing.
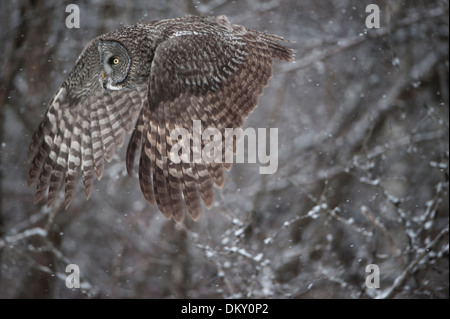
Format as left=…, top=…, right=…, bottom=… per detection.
left=27, top=38, right=147, bottom=208
left=127, top=17, right=294, bottom=222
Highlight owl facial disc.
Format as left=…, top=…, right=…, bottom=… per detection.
left=98, top=40, right=131, bottom=90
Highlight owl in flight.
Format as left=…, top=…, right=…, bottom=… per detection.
left=27, top=15, right=294, bottom=222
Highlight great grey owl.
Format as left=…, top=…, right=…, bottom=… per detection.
left=27, top=15, right=294, bottom=223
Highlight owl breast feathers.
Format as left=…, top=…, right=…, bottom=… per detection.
left=27, top=15, right=294, bottom=223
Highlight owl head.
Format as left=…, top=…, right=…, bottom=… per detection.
left=98, top=40, right=131, bottom=90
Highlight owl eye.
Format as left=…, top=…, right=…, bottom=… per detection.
left=109, top=57, right=120, bottom=65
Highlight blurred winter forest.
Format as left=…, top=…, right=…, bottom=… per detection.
left=0, top=0, right=448, bottom=299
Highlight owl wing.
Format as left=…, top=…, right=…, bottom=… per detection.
left=28, top=38, right=147, bottom=208
left=127, top=22, right=294, bottom=222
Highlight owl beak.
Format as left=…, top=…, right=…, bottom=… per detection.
left=100, top=71, right=108, bottom=89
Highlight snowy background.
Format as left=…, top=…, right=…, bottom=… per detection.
left=0, top=0, right=448, bottom=298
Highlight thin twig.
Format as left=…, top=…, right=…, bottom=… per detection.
left=375, top=226, right=449, bottom=299
left=281, top=7, right=448, bottom=73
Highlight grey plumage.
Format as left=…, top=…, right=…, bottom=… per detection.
left=27, top=15, right=294, bottom=222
